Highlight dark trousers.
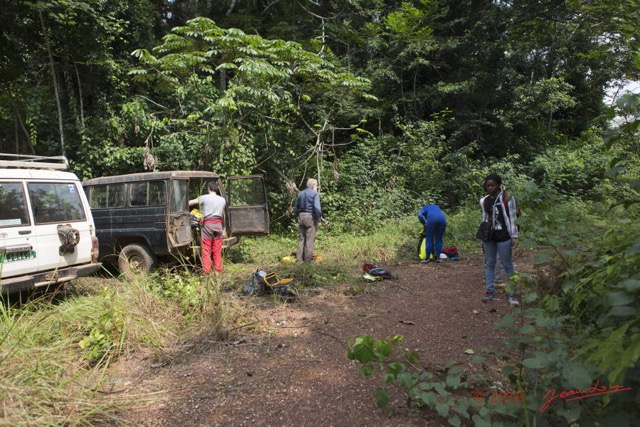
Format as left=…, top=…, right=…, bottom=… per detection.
left=296, top=213, right=316, bottom=262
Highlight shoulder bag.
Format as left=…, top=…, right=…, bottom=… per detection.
left=476, top=221, right=494, bottom=242
left=476, top=195, right=500, bottom=241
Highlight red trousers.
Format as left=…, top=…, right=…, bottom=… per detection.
left=201, top=219, right=223, bottom=273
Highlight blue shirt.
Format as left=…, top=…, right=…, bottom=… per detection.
left=418, top=204, right=446, bottom=225
left=295, top=188, right=322, bottom=221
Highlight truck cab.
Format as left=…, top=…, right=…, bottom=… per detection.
left=83, top=171, right=269, bottom=275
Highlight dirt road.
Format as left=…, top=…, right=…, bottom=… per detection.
left=106, top=253, right=529, bottom=426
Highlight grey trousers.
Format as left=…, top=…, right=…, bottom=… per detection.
left=296, top=213, right=317, bottom=262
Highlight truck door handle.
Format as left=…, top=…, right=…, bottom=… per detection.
left=19, top=230, right=32, bottom=235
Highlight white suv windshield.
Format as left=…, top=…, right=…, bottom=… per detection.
left=28, top=182, right=86, bottom=223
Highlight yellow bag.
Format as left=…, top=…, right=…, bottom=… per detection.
left=419, top=237, right=427, bottom=260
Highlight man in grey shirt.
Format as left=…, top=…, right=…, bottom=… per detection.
left=189, top=181, right=226, bottom=273
left=295, top=178, right=322, bottom=262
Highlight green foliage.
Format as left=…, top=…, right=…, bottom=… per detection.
left=233, top=216, right=422, bottom=267
left=497, top=193, right=640, bottom=424
left=552, top=214, right=640, bottom=386
left=603, top=93, right=640, bottom=207
left=0, top=291, right=120, bottom=425
left=149, top=269, right=203, bottom=313
left=128, top=17, right=374, bottom=178
left=78, top=286, right=125, bottom=364
left=514, top=181, right=607, bottom=253
left=318, top=117, right=526, bottom=233
left=444, top=206, right=487, bottom=255
left=226, top=234, right=299, bottom=265
left=347, top=334, right=498, bottom=426
left=0, top=0, right=155, bottom=170
left=500, top=78, right=578, bottom=134
left=2, top=0, right=638, bottom=242
left=528, top=129, right=612, bottom=199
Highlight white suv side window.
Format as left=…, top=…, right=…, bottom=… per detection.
left=28, top=182, right=86, bottom=223
left=0, top=182, right=29, bottom=226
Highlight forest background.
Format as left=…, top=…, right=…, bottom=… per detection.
left=1, top=0, right=640, bottom=425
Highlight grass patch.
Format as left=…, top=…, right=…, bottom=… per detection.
left=222, top=213, right=488, bottom=295
left=0, top=292, right=120, bottom=426
left=0, top=268, right=244, bottom=426
left=229, top=216, right=421, bottom=266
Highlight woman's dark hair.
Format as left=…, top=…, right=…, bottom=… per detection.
left=207, top=181, right=219, bottom=192
left=483, top=173, right=502, bottom=186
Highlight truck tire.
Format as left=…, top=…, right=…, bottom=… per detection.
left=118, top=243, right=157, bottom=278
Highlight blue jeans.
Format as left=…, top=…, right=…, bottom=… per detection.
left=425, top=219, right=446, bottom=259
left=483, top=239, right=515, bottom=294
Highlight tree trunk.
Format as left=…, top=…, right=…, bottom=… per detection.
left=220, top=68, right=227, bottom=92
left=39, top=9, right=66, bottom=157
left=8, top=94, right=33, bottom=153
left=74, top=61, right=85, bottom=129
left=226, top=0, right=238, bottom=15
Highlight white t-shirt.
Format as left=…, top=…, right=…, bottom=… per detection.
left=199, top=193, right=226, bottom=219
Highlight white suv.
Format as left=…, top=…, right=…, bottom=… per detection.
left=0, top=154, right=100, bottom=295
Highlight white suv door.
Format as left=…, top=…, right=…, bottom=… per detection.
left=27, top=180, right=94, bottom=272
left=0, top=181, right=36, bottom=278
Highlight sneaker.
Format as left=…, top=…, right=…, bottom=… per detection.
left=420, top=259, right=432, bottom=263
left=481, top=292, right=495, bottom=302
left=508, top=294, right=520, bottom=307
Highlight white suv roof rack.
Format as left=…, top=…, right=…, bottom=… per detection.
left=0, top=153, right=68, bottom=170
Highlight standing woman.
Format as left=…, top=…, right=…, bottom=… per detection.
left=480, top=174, right=519, bottom=306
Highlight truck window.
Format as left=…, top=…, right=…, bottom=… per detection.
left=228, top=177, right=266, bottom=206
left=171, top=179, right=188, bottom=213
left=88, top=184, right=125, bottom=209
left=108, top=184, right=125, bottom=207
left=0, top=182, right=29, bottom=226
left=130, top=181, right=166, bottom=206
left=28, top=182, right=86, bottom=223
left=88, top=185, right=108, bottom=208
left=188, top=179, right=210, bottom=201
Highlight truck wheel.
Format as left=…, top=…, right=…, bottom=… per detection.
left=118, top=243, right=157, bottom=278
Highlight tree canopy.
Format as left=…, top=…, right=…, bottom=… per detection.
left=0, top=0, right=638, bottom=215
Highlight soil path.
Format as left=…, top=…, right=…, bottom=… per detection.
left=107, top=252, right=531, bottom=426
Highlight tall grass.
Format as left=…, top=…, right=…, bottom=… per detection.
left=0, top=294, right=118, bottom=426
left=0, top=268, right=240, bottom=426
